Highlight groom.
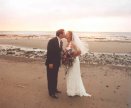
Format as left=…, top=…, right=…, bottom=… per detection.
left=45, top=29, right=65, bottom=99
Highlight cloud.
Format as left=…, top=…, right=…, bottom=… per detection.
left=1, top=0, right=131, bottom=16
left=0, top=0, right=131, bottom=31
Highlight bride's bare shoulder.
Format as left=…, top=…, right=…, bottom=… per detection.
left=71, top=41, right=76, bottom=47
left=71, top=41, right=78, bottom=50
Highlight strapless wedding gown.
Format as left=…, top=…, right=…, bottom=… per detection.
left=66, top=56, right=91, bottom=97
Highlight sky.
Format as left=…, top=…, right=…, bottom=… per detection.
left=0, top=0, right=131, bottom=32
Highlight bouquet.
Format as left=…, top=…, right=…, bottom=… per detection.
left=62, top=48, right=75, bottom=75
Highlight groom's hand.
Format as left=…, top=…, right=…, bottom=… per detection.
left=49, top=64, right=54, bottom=69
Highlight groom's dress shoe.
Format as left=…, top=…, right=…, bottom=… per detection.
left=50, top=94, right=59, bottom=99
left=56, top=90, right=61, bottom=93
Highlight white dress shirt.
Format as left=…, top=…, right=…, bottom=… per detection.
left=56, top=36, right=61, bottom=47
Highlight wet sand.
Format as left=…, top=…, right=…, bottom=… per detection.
left=0, top=38, right=131, bottom=53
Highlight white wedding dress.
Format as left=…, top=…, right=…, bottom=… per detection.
left=66, top=43, right=91, bottom=97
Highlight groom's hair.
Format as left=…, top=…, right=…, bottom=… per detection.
left=56, top=29, right=64, bottom=37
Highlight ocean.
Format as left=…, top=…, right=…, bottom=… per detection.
left=0, top=31, right=131, bottom=41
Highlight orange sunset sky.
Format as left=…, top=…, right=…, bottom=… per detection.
left=0, top=0, right=131, bottom=32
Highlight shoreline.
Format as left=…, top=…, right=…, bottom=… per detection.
left=0, top=44, right=131, bottom=67
left=0, top=38, right=131, bottom=53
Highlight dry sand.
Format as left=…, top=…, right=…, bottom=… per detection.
left=0, top=56, right=131, bottom=108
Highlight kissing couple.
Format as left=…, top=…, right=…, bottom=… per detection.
left=45, top=29, right=91, bottom=99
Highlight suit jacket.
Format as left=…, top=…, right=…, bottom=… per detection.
left=45, top=37, right=62, bottom=67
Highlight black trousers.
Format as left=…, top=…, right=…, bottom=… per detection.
left=47, top=65, right=59, bottom=95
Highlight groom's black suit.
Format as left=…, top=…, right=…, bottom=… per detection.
left=45, top=37, right=62, bottom=96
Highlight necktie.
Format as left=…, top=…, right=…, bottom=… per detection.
left=60, top=40, right=63, bottom=66
left=60, top=40, right=63, bottom=50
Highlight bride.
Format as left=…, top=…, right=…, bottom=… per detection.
left=65, top=31, right=91, bottom=97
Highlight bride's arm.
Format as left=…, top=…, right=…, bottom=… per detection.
left=72, top=42, right=81, bottom=56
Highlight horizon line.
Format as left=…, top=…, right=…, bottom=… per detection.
left=0, top=30, right=131, bottom=33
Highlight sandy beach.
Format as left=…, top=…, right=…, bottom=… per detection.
left=0, top=36, right=131, bottom=108
left=0, top=56, right=131, bottom=108
left=0, top=37, right=131, bottom=53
